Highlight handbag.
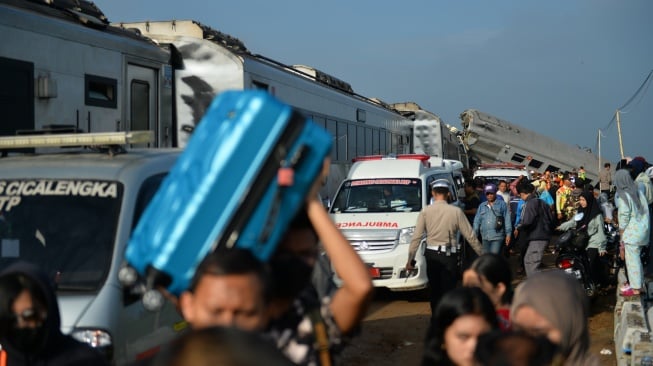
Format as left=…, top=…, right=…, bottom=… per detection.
left=571, top=228, right=590, bottom=250
left=488, top=204, right=504, bottom=231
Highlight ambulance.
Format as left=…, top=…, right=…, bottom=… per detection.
left=329, top=154, right=465, bottom=291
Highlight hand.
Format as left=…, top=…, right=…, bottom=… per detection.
left=405, top=260, right=415, bottom=271
left=599, top=250, right=607, bottom=257
left=505, top=235, right=511, bottom=245
left=557, top=213, right=562, bottom=220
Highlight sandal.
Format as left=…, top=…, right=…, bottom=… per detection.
left=620, top=288, right=636, bottom=296
left=620, top=287, right=642, bottom=297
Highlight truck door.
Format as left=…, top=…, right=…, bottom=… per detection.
left=126, top=64, right=158, bottom=147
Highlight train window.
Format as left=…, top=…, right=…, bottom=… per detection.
left=85, top=74, right=117, bottom=108
left=391, top=133, right=400, bottom=153
left=372, top=129, right=380, bottom=154
left=357, top=126, right=365, bottom=157
left=348, top=124, right=356, bottom=161
left=365, top=127, right=373, bottom=155
left=326, top=119, right=337, bottom=161
left=337, top=121, right=347, bottom=162
left=312, top=116, right=326, bottom=129
left=545, top=165, right=560, bottom=173
left=252, top=81, right=268, bottom=91
left=130, top=80, right=150, bottom=132
left=380, top=129, right=387, bottom=155
left=511, top=153, right=526, bottom=163
left=356, top=108, right=366, bottom=123
left=528, top=159, right=543, bottom=169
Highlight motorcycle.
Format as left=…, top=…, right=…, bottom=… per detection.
left=602, top=221, right=622, bottom=283
left=555, top=215, right=623, bottom=299
left=555, top=222, right=598, bottom=298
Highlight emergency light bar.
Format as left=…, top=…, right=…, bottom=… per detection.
left=352, top=154, right=430, bottom=163
left=0, top=131, right=154, bottom=149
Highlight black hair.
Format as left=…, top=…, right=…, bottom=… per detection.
left=469, top=253, right=514, bottom=305
left=152, top=326, right=293, bottom=366
left=421, top=287, right=499, bottom=366
left=432, top=186, right=450, bottom=196
left=604, top=162, right=611, bottom=168
left=189, top=248, right=271, bottom=303
left=287, top=205, right=318, bottom=240
left=516, top=181, right=535, bottom=194
left=0, top=273, right=48, bottom=335
left=474, top=330, right=560, bottom=366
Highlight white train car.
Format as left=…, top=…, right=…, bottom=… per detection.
left=391, top=101, right=469, bottom=170
left=114, top=20, right=414, bottom=201
left=0, top=0, right=174, bottom=147
left=460, top=109, right=605, bottom=183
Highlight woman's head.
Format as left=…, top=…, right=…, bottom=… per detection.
left=462, top=254, right=513, bottom=307
left=511, top=270, right=590, bottom=364
left=422, top=287, right=498, bottom=366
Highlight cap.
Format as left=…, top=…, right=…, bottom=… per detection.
left=431, top=179, right=450, bottom=190
left=483, top=183, right=497, bottom=194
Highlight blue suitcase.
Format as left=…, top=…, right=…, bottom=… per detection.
left=122, top=90, right=332, bottom=301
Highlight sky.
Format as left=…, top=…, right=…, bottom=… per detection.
left=97, top=0, right=652, bottom=163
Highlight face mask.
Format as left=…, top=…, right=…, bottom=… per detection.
left=269, top=256, right=314, bottom=299
left=8, top=325, right=47, bottom=353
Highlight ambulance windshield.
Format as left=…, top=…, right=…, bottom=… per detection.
left=0, top=179, right=123, bottom=292
left=330, top=178, right=422, bottom=213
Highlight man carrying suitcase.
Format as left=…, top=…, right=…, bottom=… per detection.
left=264, top=179, right=374, bottom=366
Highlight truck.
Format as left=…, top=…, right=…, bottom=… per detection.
left=328, top=154, right=465, bottom=291
left=0, top=131, right=185, bottom=364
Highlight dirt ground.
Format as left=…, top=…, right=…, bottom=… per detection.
left=339, top=250, right=617, bottom=366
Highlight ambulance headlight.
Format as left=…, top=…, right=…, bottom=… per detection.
left=398, top=227, right=415, bottom=245
left=71, top=328, right=113, bottom=361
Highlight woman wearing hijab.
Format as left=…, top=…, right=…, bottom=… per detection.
left=614, top=169, right=650, bottom=296
left=511, top=270, right=599, bottom=366
left=556, top=190, right=609, bottom=290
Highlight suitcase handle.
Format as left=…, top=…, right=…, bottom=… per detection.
left=258, top=144, right=309, bottom=243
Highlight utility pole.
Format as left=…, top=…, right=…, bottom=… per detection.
left=598, top=129, right=601, bottom=173
left=615, top=109, right=625, bottom=159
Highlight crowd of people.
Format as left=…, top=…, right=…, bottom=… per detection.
left=1, top=155, right=652, bottom=366
left=405, top=155, right=653, bottom=365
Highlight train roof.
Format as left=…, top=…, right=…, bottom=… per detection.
left=1, top=0, right=160, bottom=46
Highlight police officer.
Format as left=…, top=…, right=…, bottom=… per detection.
left=405, top=179, right=483, bottom=315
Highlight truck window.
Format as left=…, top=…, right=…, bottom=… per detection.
left=0, top=179, right=123, bottom=292
left=331, top=178, right=422, bottom=213
left=131, top=173, right=168, bottom=229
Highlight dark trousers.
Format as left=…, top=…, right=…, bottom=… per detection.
left=587, top=247, right=608, bottom=287
left=425, top=249, right=459, bottom=316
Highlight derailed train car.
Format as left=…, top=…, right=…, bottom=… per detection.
left=460, top=109, right=606, bottom=183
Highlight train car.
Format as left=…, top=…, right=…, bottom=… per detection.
left=0, top=0, right=174, bottom=147
left=391, top=101, right=470, bottom=170
left=113, top=20, right=414, bottom=201
left=460, top=109, right=606, bottom=183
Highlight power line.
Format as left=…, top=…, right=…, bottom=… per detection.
left=596, top=69, right=653, bottom=153
left=599, top=69, right=653, bottom=134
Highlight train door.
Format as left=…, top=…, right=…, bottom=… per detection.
left=0, top=57, right=34, bottom=138
left=126, top=64, right=158, bottom=147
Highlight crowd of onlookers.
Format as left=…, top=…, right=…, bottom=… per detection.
left=1, top=156, right=651, bottom=366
